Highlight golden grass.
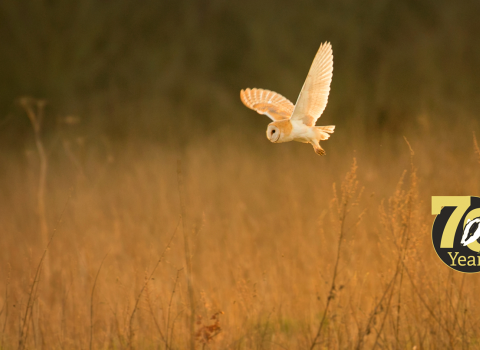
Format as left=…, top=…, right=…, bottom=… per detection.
left=1, top=114, right=480, bottom=349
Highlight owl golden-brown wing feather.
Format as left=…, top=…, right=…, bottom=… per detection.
left=291, top=42, right=333, bottom=127
left=240, top=88, right=294, bottom=121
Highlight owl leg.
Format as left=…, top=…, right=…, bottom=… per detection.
left=311, top=142, right=326, bottom=156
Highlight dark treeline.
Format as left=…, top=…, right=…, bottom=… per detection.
left=1, top=0, right=479, bottom=145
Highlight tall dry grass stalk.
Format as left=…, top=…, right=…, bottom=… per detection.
left=0, top=265, right=10, bottom=349
left=177, top=160, right=196, bottom=350
left=89, top=252, right=108, bottom=350
left=310, top=158, right=363, bottom=349
left=17, top=195, right=69, bottom=350
left=18, top=97, right=49, bottom=243
left=370, top=139, right=418, bottom=349
left=127, top=219, right=179, bottom=349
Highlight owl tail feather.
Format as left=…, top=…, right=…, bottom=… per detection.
left=315, top=125, right=335, bottom=141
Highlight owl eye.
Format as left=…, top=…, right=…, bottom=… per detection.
left=272, top=130, right=276, bottom=134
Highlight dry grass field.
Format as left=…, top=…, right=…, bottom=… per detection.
left=1, top=106, right=480, bottom=349
left=1, top=0, right=480, bottom=349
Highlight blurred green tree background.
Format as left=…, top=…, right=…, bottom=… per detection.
left=1, top=0, right=479, bottom=146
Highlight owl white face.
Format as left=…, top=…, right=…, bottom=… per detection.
left=266, top=124, right=280, bottom=142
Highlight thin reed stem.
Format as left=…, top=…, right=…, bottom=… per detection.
left=18, top=191, right=70, bottom=350
left=90, top=252, right=109, bottom=350
left=145, top=282, right=166, bottom=346
left=127, top=217, right=179, bottom=349
left=166, top=268, right=183, bottom=350
left=309, top=209, right=346, bottom=350
left=1, top=265, right=10, bottom=349
left=177, top=159, right=196, bottom=350
left=310, top=158, right=360, bottom=350
left=19, top=97, right=49, bottom=243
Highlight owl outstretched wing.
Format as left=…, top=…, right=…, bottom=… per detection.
left=240, top=88, right=294, bottom=122
left=290, top=42, right=333, bottom=127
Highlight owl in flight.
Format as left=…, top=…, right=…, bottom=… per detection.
left=241, top=42, right=334, bottom=155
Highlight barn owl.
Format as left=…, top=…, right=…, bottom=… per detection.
left=240, top=42, right=335, bottom=155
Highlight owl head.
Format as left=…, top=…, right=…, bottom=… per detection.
left=266, top=120, right=292, bottom=143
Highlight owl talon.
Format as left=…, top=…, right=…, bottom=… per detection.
left=315, top=147, right=326, bottom=156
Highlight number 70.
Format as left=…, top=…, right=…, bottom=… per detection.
left=432, top=196, right=471, bottom=248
